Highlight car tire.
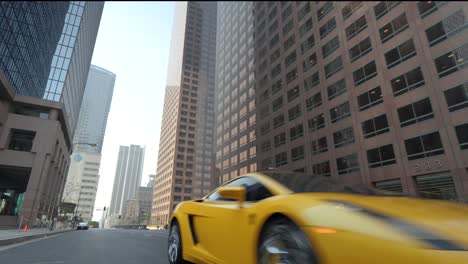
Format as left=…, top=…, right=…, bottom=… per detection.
left=168, top=222, right=185, bottom=264
left=258, top=217, right=319, bottom=264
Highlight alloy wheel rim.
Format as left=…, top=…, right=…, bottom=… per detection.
left=168, top=229, right=179, bottom=262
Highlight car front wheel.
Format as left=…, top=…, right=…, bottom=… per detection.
left=168, top=222, right=185, bottom=264
left=258, top=217, right=318, bottom=264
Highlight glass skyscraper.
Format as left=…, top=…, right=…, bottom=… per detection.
left=0, top=2, right=69, bottom=97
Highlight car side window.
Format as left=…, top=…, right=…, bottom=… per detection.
left=206, top=176, right=273, bottom=202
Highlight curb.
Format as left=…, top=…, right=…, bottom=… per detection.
left=0, top=229, right=74, bottom=246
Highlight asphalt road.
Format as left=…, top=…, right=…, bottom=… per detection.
left=0, top=229, right=169, bottom=264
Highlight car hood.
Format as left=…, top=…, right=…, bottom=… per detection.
left=297, top=193, right=468, bottom=248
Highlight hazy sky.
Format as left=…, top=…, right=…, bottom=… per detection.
left=90, top=2, right=175, bottom=221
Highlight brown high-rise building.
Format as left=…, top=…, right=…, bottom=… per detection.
left=152, top=2, right=217, bottom=226
left=249, top=1, right=468, bottom=201
left=214, top=2, right=258, bottom=185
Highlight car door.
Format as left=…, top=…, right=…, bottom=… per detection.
left=190, top=176, right=273, bottom=264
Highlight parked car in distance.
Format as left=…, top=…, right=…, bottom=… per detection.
left=77, top=222, right=89, bottom=230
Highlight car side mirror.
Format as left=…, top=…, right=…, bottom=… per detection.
left=218, top=186, right=246, bottom=206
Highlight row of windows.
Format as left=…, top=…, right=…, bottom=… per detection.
left=267, top=124, right=468, bottom=174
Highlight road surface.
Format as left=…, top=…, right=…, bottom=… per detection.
left=0, top=229, right=169, bottom=264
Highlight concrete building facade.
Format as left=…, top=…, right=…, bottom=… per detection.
left=214, top=2, right=258, bottom=185
left=62, top=152, right=100, bottom=221
left=109, top=145, right=145, bottom=217
left=251, top=1, right=468, bottom=201
left=152, top=1, right=217, bottom=226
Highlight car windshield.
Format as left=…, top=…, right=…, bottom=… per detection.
left=262, top=171, right=405, bottom=197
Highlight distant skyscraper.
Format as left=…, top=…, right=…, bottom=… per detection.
left=63, top=64, right=115, bottom=221
left=152, top=2, right=217, bottom=226
left=43, top=1, right=104, bottom=137
left=73, top=65, right=116, bottom=153
left=109, top=145, right=145, bottom=216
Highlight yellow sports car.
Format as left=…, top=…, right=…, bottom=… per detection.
left=167, top=171, right=468, bottom=264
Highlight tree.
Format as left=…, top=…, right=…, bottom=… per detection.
left=89, top=221, right=99, bottom=228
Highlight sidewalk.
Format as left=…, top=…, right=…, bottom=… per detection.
left=0, top=227, right=73, bottom=246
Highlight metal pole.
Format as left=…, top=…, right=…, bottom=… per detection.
left=18, top=215, right=23, bottom=232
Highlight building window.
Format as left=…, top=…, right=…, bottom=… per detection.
left=300, top=34, right=315, bottom=54
left=288, top=104, right=302, bottom=121
left=8, top=129, right=35, bottom=152
left=274, top=132, right=286, bottom=147
left=261, top=140, right=271, bottom=152
left=353, top=61, right=377, bottom=86
left=321, top=36, right=340, bottom=59
left=291, top=146, right=305, bottom=161
left=273, top=114, right=285, bottom=129
left=342, top=2, right=363, bottom=20
left=319, top=17, right=337, bottom=39
left=298, top=2, right=311, bottom=22
left=269, top=21, right=279, bottom=35
left=379, top=13, right=409, bottom=43
left=313, top=161, right=331, bottom=176
left=308, top=114, right=325, bottom=131
left=434, top=43, right=468, bottom=78
left=444, top=82, right=468, bottom=112
left=272, top=96, right=284, bottom=112
left=290, top=124, right=304, bottom=140
left=304, top=71, right=319, bottom=90
left=272, top=79, right=283, bottom=95
left=374, top=178, right=403, bottom=193
left=283, top=35, right=296, bottom=51
left=333, top=127, right=355, bottom=148
left=397, top=98, right=434, bottom=127
left=299, top=18, right=313, bottom=37
left=385, top=39, right=416, bottom=69
left=358, top=86, right=383, bottom=111
left=260, top=122, right=271, bottom=136
left=270, top=48, right=281, bottom=63
left=455, top=123, right=468, bottom=150
left=391, top=67, right=425, bottom=96
left=346, top=15, right=367, bottom=40
left=285, top=51, right=297, bottom=67
left=287, top=86, right=300, bottom=102
left=286, top=68, right=298, bottom=84
left=282, top=19, right=294, bottom=36
left=282, top=3, right=293, bottom=20
left=425, top=10, right=467, bottom=47
left=317, top=2, right=333, bottom=21
left=349, top=37, right=372, bottom=63
left=374, top=1, right=401, bottom=19
left=417, top=1, right=448, bottom=18
left=405, top=131, right=444, bottom=160
left=330, top=102, right=351, bottom=123
left=415, top=173, right=457, bottom=200
left=324, top=56, right=343, bottom=79
left=311, top=137, right=328, bottom=155
left=275, top=152, right=288, bottom=167
left=306, top=92, right=322, bottom=111
left=362, top=114, right=390, bottom=138
left=336, top=154, right=360, bottom=175
left=327, top=79, right=346, bottom=100
left=303, top=53, right=317, bottom=72
left=367, top=144, right=396, bottom=168
left=271, top=63, right=282, bottom=78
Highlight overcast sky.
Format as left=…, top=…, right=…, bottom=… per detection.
left=90, top=2, right=175, bottom=221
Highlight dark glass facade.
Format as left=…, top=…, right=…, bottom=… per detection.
left=0, top=2, right=68, bottom=97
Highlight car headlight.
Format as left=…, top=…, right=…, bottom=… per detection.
left=327, top=200, right=466, bottom=251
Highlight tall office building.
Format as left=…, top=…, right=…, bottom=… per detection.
left=214, top=2, right=258, bottom=185
left=43, top=1, right=104, bottom=137
left=73, top=65, right=116, bottom=153
left=251, top=1, right=468, bottom=201
left=0, top=2, right=103, bottom=227
left=109, top=145, right=145, bottom=216
left=152, top=2, right=217, bottom=226
left=62, top=64, right=115, bottom=221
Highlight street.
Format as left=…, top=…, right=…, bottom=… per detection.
left=0, top=229, right=169, bottom=264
